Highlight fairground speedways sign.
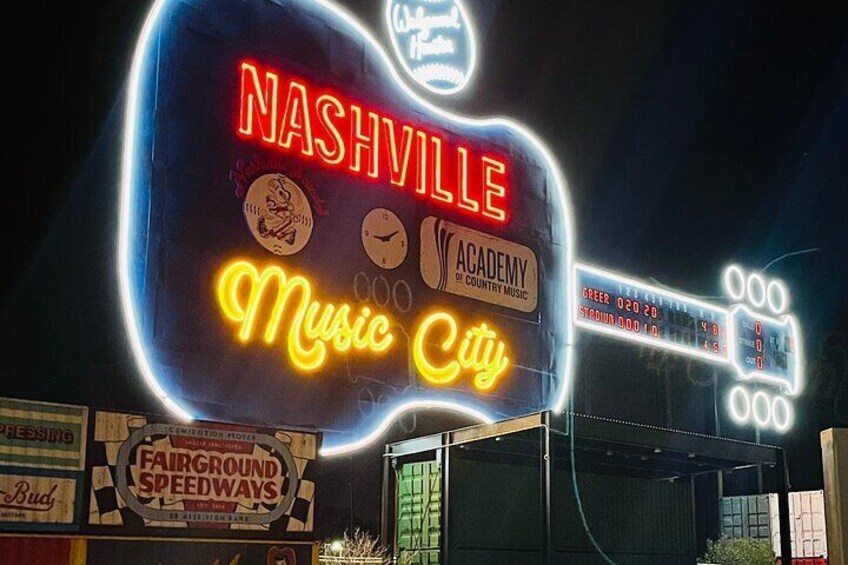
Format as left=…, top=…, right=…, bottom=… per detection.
left=119, top=0, right=800, bottom=455
left=87, top=410, right=317, bottom=536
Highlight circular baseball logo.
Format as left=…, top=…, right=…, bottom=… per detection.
left=386, top=0, right=477, bottom=95
left=243, top=173, right=314, bottom=256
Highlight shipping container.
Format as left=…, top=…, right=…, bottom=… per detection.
left=396, top=461, right=442, bottom=565
left=720, top=490, right=828, bottom=558
left=394, top=450, right=696, bottom=565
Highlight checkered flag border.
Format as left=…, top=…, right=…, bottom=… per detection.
left=88, top=412, right=316, bottom=533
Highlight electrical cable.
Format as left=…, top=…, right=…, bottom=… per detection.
left=568, top=398, right=618, bottom=564
left=761, top=248, right=819, bottom=271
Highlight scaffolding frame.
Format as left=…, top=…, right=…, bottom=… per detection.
left=381, top=411, right=793, bottom=564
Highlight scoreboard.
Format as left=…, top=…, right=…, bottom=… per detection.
left=575, top=264, right=801, bottom=397
left=575, top=264, right=728, bottom=363
left=728, top=305, right=801, bottom=393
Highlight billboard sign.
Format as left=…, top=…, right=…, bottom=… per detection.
left=0, top=398, right=88, bottom=531
left=86, top=410, right=317, bottom=538
left=119, top=0, right=802, bottom=452
left=119, top=0, right=573, bottom=455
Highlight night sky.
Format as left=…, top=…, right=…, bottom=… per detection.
left=2, top=0, right=847, bottom=526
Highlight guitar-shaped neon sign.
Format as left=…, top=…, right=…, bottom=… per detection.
left=119, top=0, right=799, bottom=457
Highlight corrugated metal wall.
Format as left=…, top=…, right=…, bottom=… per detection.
left=773, top=491, right=828, bottom=558
left=449, top=457, right=541, bottom=565
left=396, top=461, right=442, bottom=565
left=445, top=451, right=695, bottom=565
left=551, top=472, right=694, bottom=564
left=721, top=494, right=772, bottom=539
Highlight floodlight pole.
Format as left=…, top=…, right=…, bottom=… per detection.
left=380, top=449, right=394, bottom=556
left=540, top=412, right=552, bottom=565
left=775, top=451, right=793, bottom=562
left=441, top=434, right=451, bottom=565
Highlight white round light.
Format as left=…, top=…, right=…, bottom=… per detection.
left=771, top=396, right=793, bottom=432
left=752, top=391, right=771, bottom=428
left=385, top=0, right=478, bottom=96
left=723, top=265, right=746, bottom=301
left=767, top=279, right=789, bottom=315
left=728, top=386, right=751, bottom=424
left=747, top=273, right=767, bottom=309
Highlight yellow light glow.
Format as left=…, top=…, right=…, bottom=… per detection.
left=413, top=312, right=511, bottom=392
left=412, top=312, right=461, bottom=385
left=216, top=259, right=394, bottom=372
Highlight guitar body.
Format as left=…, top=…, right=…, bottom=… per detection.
left=121, top=0, right=574, bottom=448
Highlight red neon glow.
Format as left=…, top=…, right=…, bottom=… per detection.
left=315, top=94, right=346, bottom=164
left=279, top=81, right=314, bottom=156
left=238, top=60, right=510, bottom=224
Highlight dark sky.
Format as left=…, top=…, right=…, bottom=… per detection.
left=2, top=0, right=847, bottom=495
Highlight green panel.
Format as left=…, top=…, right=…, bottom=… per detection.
left=396, top=460, right=442, bottom=565
left=720, top=494, right=772, bottom=541
left=0, top=399, right=85, bottom=417
left=0, top=453, right=81, bottom=467
left=0, top=417, right=83, bottom=452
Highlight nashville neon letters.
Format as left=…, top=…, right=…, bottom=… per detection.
left=216, top=260, right=511, bottom=391
left=238, top=60, right=509, bottom=223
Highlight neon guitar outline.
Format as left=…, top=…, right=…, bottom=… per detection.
left=119, top=0, right=800, bottom=456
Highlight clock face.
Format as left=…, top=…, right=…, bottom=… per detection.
left=361, top=208, right=408, bottom=270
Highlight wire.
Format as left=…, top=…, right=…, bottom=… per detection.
left=647, top=277, right=724, bottom=300
left=568, top=403, right=618, bottom=564
left=761, top=248, right=820, bottom=271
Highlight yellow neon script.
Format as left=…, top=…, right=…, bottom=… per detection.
left=413, top=312, right=511, bottom=391
left=216, top=260, right=394, bottom=371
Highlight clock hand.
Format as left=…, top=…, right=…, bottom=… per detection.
left=374, top=230, right=400, bottom=242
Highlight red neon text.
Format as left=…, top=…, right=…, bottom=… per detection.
left=238, top=60, right=510, bottom=224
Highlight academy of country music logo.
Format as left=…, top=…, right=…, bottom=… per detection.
left=420, top=217, right=538, bottom=313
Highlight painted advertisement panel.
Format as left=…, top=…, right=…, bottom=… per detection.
left=86, top=410, right=317, bottom=539
left=0, top=398, right=87, bottom=531
left=0, top=537, right=315, bottom=565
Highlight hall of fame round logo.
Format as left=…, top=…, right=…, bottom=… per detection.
left=243, top=173, right=314, bottom=256
left=386, top=0, right=477, bottom=95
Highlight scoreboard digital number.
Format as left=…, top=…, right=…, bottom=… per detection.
left=728, top=305, right=800, bottom=394
left=575, top=265, right=728, bottom=363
